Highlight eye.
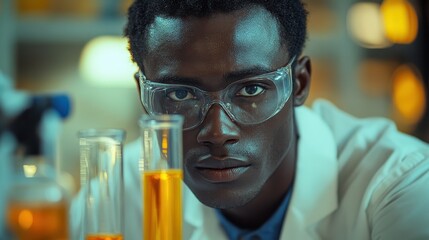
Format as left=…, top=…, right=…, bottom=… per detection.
left=237, top=85, right=265, bottom=97
left=167, top=88, right=195, bottom=101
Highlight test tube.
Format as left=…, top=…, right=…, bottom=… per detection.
left=139, top=115, right=184, bottom=240
left=78, top=129, right=125, bottom=240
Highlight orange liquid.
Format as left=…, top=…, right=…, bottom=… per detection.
left=143, top=169, right=183, bottom=240
left=6, top=201, right=69, bottom=240
left=86, top=234, right=123, bottom=240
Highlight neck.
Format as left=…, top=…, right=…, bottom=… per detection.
left=221, top=133, right=297, bottom=229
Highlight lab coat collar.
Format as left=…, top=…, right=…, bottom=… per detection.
left=280, top=105, right=338, bottom=238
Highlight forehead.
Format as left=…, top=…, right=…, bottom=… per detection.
left=143, top=5, right=288, bottom=79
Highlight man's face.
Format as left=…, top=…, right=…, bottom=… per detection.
left=142, top=6, right=298, bottom=208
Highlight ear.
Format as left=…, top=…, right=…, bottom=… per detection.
left=293, top=56, right=311, bottom=106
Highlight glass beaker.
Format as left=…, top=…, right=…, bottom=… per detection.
left=6, top=155, right=69, bottom=240
left=78, top=129, right=125, bottom=240
left=139, top=115, right=184, bottom=240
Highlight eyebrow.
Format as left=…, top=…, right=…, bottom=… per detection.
left=149, top=66, right=274, bottom=86
left=153, top=76, right=201, bottom=86
left=224, top=66, right=274, bottom=82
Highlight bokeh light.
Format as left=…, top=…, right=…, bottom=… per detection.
left=347, top=2, right=392, bottom=48
left=348, top=0, right=419, bottom=47
left=392, top=64, right=426, bottom=128
left=18, top=210, right=33, bottom=230
left=79, top=36, right=137, bottom=87
left=381, top=0, right=418, bottom=44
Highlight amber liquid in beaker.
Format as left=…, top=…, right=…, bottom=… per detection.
left=143, top=169, right=183, bottom=240
left=86, top=234, right=123, bottom=240
left=7, top=201, right=69, bottom=240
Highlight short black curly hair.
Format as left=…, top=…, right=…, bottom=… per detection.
left=125, top=0, right=308, bottom=69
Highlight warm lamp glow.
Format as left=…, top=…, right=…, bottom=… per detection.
left=347, top=3, right=392, bottom=48
left=381, top=0, right=418, bottom=44
left=79, top=36, right=137, bottom=87
left=392, top=65, right=426, bottom=125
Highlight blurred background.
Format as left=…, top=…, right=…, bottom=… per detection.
left=0, top=0, right=428, bottom=195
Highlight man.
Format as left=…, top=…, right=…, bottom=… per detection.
left=70, top=0, right=429, bottom=239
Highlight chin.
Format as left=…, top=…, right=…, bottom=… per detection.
left=192, top=186, right=259, bottom=209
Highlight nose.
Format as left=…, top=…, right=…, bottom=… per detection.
left=197, top=104, right=240, bottom=147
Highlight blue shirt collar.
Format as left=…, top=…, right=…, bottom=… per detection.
left=215, top=188, right=293, bottom=240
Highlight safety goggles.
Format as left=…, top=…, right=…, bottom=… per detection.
left=139, top=56, right=295, bottom=130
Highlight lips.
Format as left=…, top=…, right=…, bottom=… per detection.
left=194, top=156, right=250, bottom=183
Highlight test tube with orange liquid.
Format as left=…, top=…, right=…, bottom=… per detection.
left=78, top=129, right=126, bottom=240
left=140, top=115, right=184, bottom=240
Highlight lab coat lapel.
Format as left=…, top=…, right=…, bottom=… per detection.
left=280, top=106, right=339, bottom=239
left=183, top=184, right=205, bottom=240
left=183, top=184, right=227, bottom=240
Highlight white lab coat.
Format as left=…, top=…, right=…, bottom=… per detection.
left=70, top=100, right=429, bottom=240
